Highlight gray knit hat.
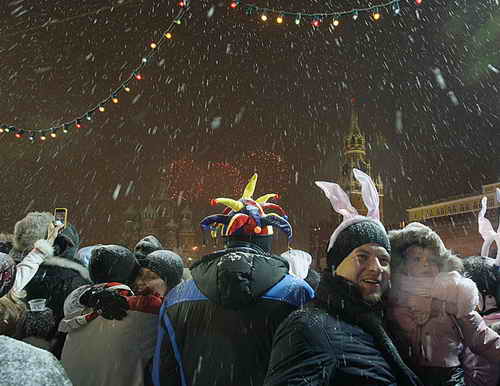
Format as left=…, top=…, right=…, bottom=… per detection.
left=140, top=250, right=185, bottom=288
left=327, top=219, right=391, bottom=269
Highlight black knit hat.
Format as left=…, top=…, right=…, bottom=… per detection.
left=140, top=250, right=185, bottom=288
left=89, top=245, right=141, bottom=285
left=327, top=220, right=390, bottom=269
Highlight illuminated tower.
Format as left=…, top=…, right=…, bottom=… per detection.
left=340, top=100, right=384, bottom=219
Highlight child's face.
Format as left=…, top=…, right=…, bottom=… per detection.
left=132, top=268, right=167, bottom=296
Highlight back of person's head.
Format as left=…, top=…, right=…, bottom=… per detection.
left=0, top=252, right=16, bottom=298
left=134, top=235, right=163, bottom=259
left=10, top=212, right=53, bottom=260
left=140, top=250, right=185, bottom=290
left=89, top=245, right=140, bottom=285
left=0, top=336, right=72, bottom=385
left=200, top=173, right=292, bottom=254
left=463, top=256, right=500, bottom=308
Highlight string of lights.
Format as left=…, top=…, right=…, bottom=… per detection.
left=229, top=0, right=423, bottom=26
left=0, top=1, right=191, bottom=142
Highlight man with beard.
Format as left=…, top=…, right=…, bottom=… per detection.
left=264, top=169, right=422, bottom=386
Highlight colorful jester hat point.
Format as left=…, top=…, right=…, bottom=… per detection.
left=200, top=173, right=292, bottom=240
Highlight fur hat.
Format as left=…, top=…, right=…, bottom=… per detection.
left=134, top=235, right=163, bottom=259
left=10, top=212, right=53, bottom=261
left=140, top=250, right=184, bottom=288
left=89, top=245, right=141, bottom=285
left=389, top=222, right=463, bottom=273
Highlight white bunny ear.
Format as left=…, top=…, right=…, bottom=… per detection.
left=315, top=181, right=358, bottom=220
left=478, top=196, right=498, bottom=258
left=353, top=168, right=380, bottom=220
left=479, top=196, right=495, bottom=241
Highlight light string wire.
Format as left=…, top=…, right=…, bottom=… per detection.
left=0, top=2, right=190, bottom=141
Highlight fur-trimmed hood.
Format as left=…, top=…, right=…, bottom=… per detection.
left=42, top=256, right=90, bottom=281
left=389, top=222, right=463, bottom=273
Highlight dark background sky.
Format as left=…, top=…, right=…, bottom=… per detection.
left=0, top=0, right=499, bottom=250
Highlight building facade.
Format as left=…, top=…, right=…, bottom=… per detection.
left=310, top=102, right=384, bottom=269
left=406, top=182, right=500, bottom=257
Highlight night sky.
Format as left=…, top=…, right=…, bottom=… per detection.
left=1, top=0, right=499, bottom=250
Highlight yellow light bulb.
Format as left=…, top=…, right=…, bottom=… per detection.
left=150, top=42, right=157, bottom=49
left=276, top=16, right=283, bottom=24
left=373, top=11, right=381, bottom=20
left=50, top=133, right=57, bottom=138
left=333, top=19, right=340, bottom=26
left=165, top=32, right=172, bottom=39
left=112, top=97, right=119, bottom=104
left=99, top=106, right=105, bottom=112
left=124, top=87, right=131, bottom=92
left=261, top=14, right=268, bottom=21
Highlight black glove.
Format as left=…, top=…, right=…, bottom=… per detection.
left=97, top=291, right=129, bottom=321
left=80, top=286, right=107, bottom=308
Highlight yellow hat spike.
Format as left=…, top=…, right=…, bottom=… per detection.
left=213, top=198, right=244, bottom=212
left=256, top=193, right=277, bottom=203
left=242, top=173, right=258, bottom=199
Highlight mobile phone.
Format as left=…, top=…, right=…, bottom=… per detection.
left=54, top=208, right=68, bottom=228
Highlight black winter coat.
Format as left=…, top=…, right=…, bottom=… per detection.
left=264, top=273, right=423, bottom=386
left=151, top=242, right=315, bottom=386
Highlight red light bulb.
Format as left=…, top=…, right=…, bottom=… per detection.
left=230, top=1, right=238, bottom=8
left=178, top=1, right=185, bottom=7
left=135, top=73, right=143, bottom=80
left=312, top=19, right=321, bottom=27
left=15, top=133, right=21, bottom=139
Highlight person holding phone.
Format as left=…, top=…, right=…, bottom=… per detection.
left=9, top=211, right=90, bottom=357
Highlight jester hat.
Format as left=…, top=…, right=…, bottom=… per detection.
left=200, top=174, right=292, bottom=240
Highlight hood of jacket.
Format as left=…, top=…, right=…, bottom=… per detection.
left=191, top=242, right=289, bottom=309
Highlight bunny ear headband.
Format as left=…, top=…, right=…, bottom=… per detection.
left=315, top=168, right=383, bottom=252
left=478, top=188, right=500, bottom=263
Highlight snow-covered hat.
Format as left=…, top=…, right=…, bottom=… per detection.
left=280, top=249, right=312, bottom=280
left=478, top=188, right=500, bottom=263
left=315, top=169, right=390, bottom=269
left=134, top=235, right=163, bottom=260
left=140, top=250, right=184, bottom=288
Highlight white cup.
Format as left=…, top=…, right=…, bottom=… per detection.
left=28, top=298, right=47, bottom=312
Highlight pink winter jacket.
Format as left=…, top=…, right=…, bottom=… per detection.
left=387, top=272, right=500, bottom=369
left=461, top=311, right=500, bottom=386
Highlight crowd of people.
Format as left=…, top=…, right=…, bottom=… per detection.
left=1, top=170, right=500, bottom=386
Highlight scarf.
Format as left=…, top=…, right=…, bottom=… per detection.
left=314, top=273, right=423, bottom=386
